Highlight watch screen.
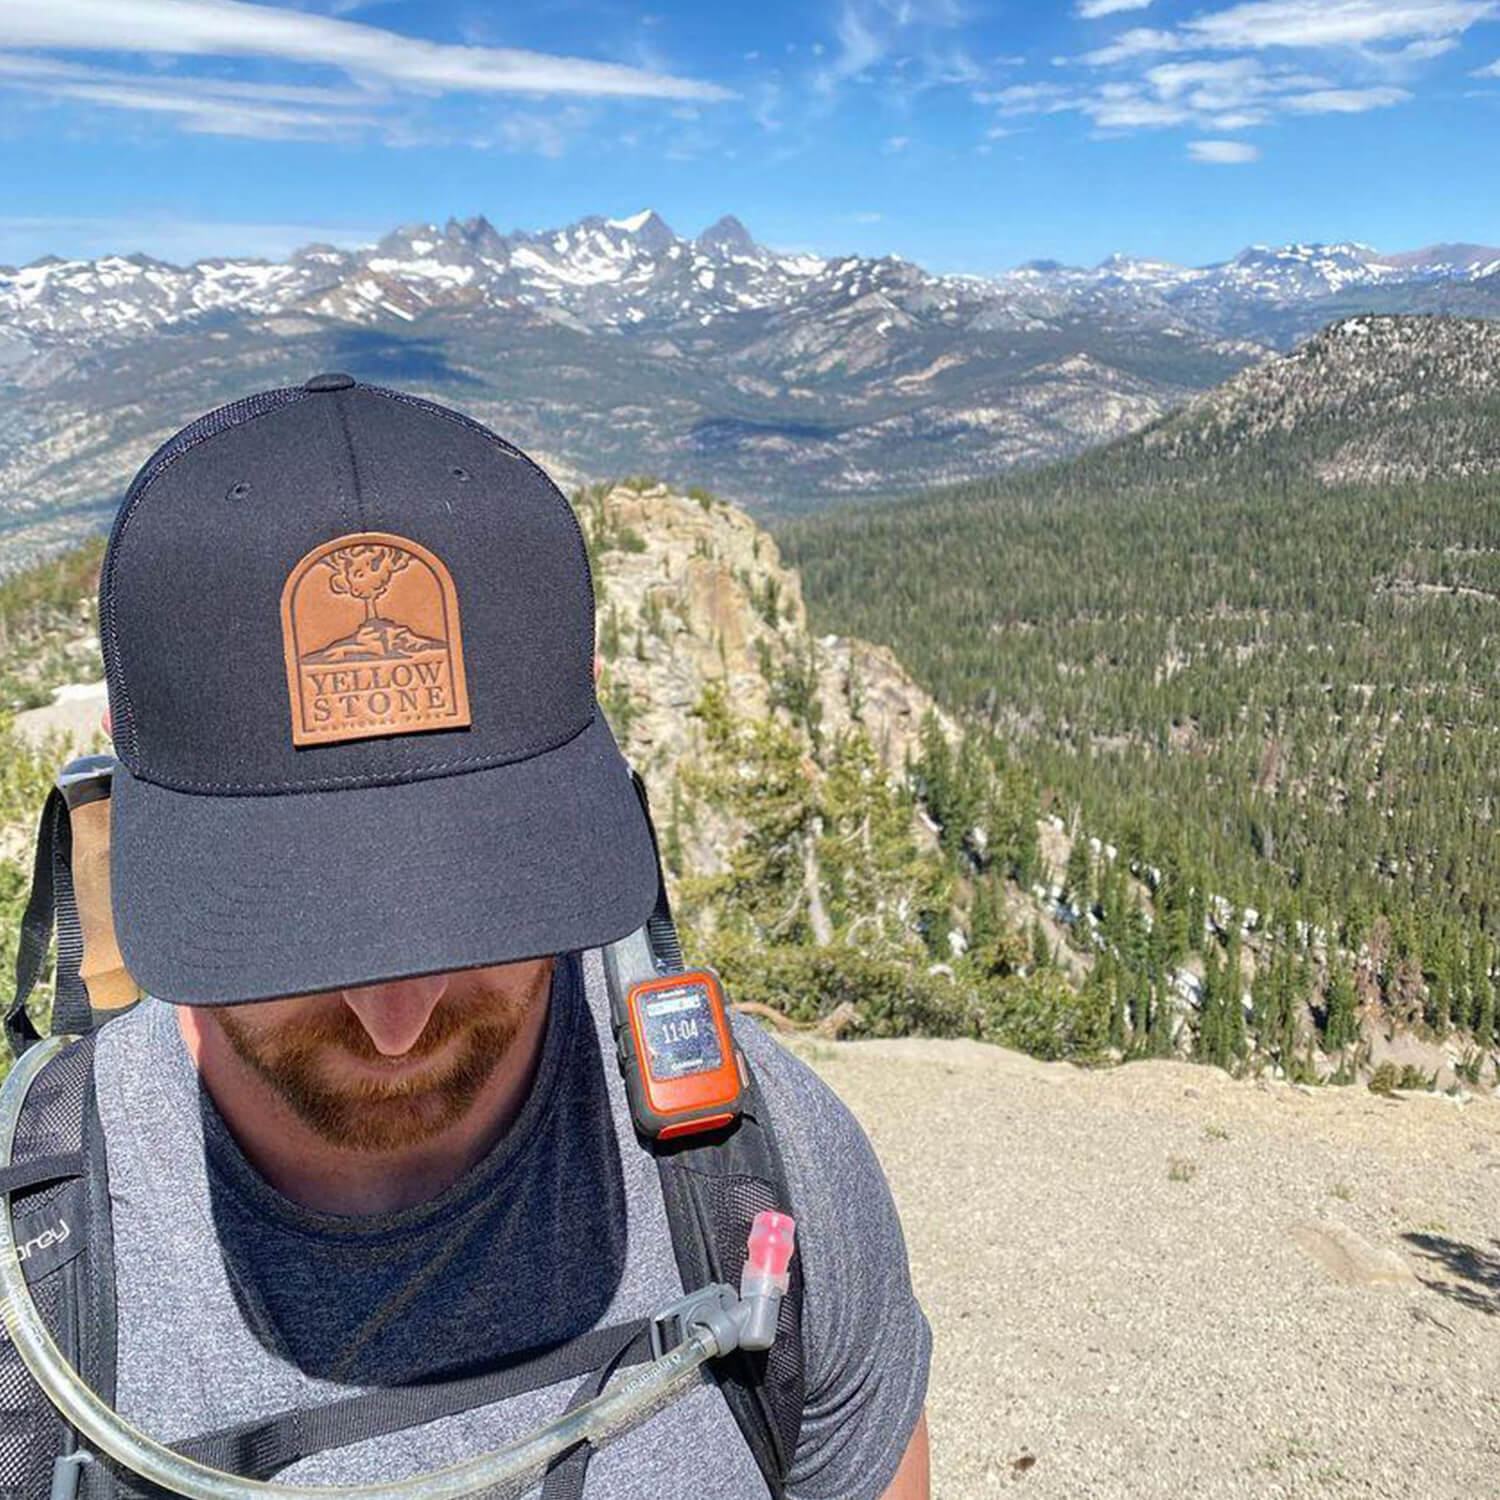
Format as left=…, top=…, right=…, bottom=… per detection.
left=639, top=981, right=724, bottom=1080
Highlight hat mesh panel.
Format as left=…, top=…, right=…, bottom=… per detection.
left=102, top=388, right=310, bottom=764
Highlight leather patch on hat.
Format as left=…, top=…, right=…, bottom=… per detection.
left=281, top=532, right=471, bottom=747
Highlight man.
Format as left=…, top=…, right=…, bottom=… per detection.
left=69, top=374, right=930, bottom=1499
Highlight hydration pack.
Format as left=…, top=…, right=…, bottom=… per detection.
left=0, top=760, right=805, bottom=1500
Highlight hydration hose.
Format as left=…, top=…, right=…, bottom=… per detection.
left=0, top=1035, right=795, bottom=1500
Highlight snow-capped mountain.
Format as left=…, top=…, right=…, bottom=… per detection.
left=0, top=211, right=830, bottom=341
left=7, top=212, right=1496, bottom=349
left=2, top=210, right=1498, bottom=568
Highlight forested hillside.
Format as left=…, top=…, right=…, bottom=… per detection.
left=779, top=317, right=1500, bottom=1077
left=4, top=469, right=1492, bottom=1087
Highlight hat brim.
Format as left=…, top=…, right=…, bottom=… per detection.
left=110, top=713, right=660, bottom=1005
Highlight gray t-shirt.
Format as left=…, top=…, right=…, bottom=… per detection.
left=92, top=947, right=930, bottom=1499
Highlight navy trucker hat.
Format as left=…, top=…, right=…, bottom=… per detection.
left=100, top=373, right=659, bottom=1004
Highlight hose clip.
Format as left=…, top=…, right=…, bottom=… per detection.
left=649, top=1283, right=739, bottom=1361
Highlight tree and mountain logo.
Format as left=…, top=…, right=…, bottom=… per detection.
left=280, top=532, right=471, bottom=748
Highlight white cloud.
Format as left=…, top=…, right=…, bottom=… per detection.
left=1080, top=28, right=1185, bottom=65
left=1184, top=0, right=1498, bottom=51
left=1047, top=0, right=1472, bottom=145
left=1086, top=92, right=1191, bottom=127
left=0, top=214, right=382, bottom=265
left=979, top=82, right=1076, bottom=113
left=1279, top=86, right=1413, bottom=111
left=0, top=0, right=732, bottom=101
left=1144, top=57, right=1270, bottom=97
left=1076, top=0, right=1154, bottom=16
left=0, top=52, right=367, bottom=108
left=814, top=0, right=971, bottom=97
left=1079, top=0, right=1497, bottom=66
left=824, top=2, right=886, bottom=87
left=883, top=133, right=910, bottom=151
left=0, top=51, right=381, bottom=139
left=1393, top=36, right=1462, bottom=59
left=1474, top=57, right=1500, bottom=73
left=33, top=82, right=374, bottom=138
left=1188, top=138, right=1260, bottom=162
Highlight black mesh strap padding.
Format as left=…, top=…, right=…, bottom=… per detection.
left=174, top=1322, right=655, bottom=1482
left=656, top=1067, right=806, bottom=1499
left=76, top=1052, right=118, bottom=1500
left=6, top=789, right=91, bottom=1058
left=0, top=1038, right=102, bottom=1500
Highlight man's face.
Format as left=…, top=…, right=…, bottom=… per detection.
left=210, top=958, right=552, bottom=1154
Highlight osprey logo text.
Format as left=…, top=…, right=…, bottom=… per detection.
left=280, top=531, right=471, bottom=747
left=17, top=1218, right=70, bottom=1262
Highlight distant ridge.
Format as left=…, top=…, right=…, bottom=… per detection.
left=4, top=208, right=1500, bottom=567
left=1126, top=315, right=1500, bottom=488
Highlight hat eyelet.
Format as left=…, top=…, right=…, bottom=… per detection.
left=449, top=466, right=471, bottom=482
left=226, top=481, right=252, bottom=502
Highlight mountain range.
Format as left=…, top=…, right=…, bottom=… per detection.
left=3, top=209, right=1500, bottom=566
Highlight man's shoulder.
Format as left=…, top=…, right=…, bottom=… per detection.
left=731, top=1015, right=859, bottom=1138
left=727, top=1015, right=931, bottom=1499
left=727, top=1015, right=892, bottom=1221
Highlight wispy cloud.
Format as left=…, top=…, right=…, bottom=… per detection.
left=1012, top=0, right=1487, bottom=151
left=0, top=51, right=381, bottom=139
left=0, top=0, right=732, bottom=100
left=1080, top=29, right=1185, bottom=66
left=1184, top=0, right=1498, bottom=51
left=1187, top=138, right=1260, bottom=162
left=0, top=52, right=367, bottom=108
left=1390, top=36, right=1462, bottom=60
left=1076, top=0, right=1154, bottom=17
left=0, top=213, right=382, bottom=266
left=986, top=49, right=1414, bottom=136
left=1080, top=0, right=1497, bottom=65
left=1279, top=86, right=1413, bottom=111
left=812, top=0, right=974, bottom=103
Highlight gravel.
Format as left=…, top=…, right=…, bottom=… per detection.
left=790, top=1036, right=1500, bottom=1499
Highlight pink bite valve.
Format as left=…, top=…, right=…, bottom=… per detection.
left=747, top=1210, right=796, bottom=1280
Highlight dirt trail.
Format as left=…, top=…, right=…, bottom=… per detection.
left=791, top=1036, right=1500, bottom=1499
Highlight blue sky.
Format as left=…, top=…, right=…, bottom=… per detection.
left=3, top=0, right=1500, bottom=272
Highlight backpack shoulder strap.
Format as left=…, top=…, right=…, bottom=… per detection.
left=8, top=758, right=142, bottom=1062
left=654, top=1057, right=806, bottom=1498
left=0, top=1033, right=116, bottom=1500
left=624, top=767, right=806, bottom=1498
left=6, top=789, right=91, bottom=1058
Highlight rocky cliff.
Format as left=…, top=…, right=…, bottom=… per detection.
left=573, top=479, right=954, bottom=877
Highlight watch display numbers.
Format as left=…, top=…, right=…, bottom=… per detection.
left=640, top=982, right=724, bottom=1079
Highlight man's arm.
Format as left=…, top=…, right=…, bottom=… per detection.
left=879, top=1409, right=930, bottom=1500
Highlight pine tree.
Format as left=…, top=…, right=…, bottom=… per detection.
left=1063, top=835, right=1092, bottom=915
left=1323, top=961, right=1360, bottom=1052
left=1224, top=923, right=1247, bottom=1064
left=1196, top=945, right=1223, bottom=1067
left=1030, top=920, right=1051, bottom=972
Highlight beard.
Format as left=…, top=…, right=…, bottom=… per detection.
left=212, top=965, right=547, bottom=1154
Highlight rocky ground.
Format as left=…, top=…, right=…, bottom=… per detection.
left=789, top=1034, right=1500, bottom=1499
